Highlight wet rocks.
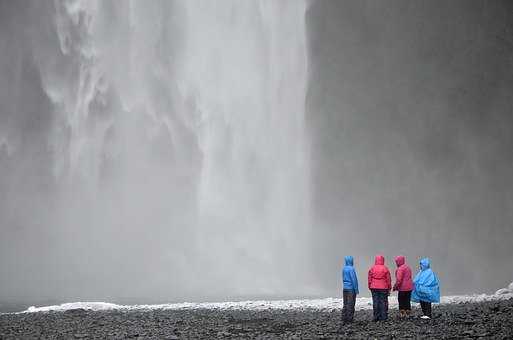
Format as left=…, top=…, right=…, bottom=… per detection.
left=1, top=298, right=512, bottom=339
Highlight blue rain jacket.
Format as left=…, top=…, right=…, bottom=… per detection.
left=411, top=258, right=440, bottom=303
left=342, top=256, right=359, bottom=294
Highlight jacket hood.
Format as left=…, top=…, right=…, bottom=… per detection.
left=344, top=255, right=354, bottom=266
left=395, top=255, right=405, bottom=267
left=420, top=258, right=430, bottom=270
left=374, top=255, right=385, bottom=265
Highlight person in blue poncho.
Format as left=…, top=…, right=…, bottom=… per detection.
left=341, top=256, right=359, bottom=323
left=411, top=258, right=440, bottom=319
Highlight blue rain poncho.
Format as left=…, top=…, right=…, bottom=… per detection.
left=342, top=256, right=359, bottom=294
left=411, top=258, right=440, bottom=303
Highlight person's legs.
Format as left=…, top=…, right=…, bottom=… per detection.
left=342, top=290, right=348, bottom=322
left=398, top=291, right=406, bottom=317
left=371, top=289, right=379, bottom=321
left=346, top=291, right=356, bottom=322
left=382, top=290, right=388, bottom=320
left=404, top=291, right=412, bottom=317
left=425, top=302, right=432, bottom=318
left=420, top=301, right=427, bottom=315
left=420, top=301, right=432, bottom=318
left=405, top=291, right=411, bottom=310
left=375, top=290, right=387, bottom=321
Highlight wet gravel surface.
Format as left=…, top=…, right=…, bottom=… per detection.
left=1, top=298, right=512, bottom=339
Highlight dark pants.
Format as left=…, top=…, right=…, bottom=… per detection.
left=371, top=289, right=389, bottom=321
left=398, top=291, right=412, bottom=310
left=342, top=290, right=356, bottom=322
left=420, top=301, right=432, bottom=317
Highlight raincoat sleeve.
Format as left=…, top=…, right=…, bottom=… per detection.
left=341, top=268, right=344, bottom=290
left=367, top=269, right=372, bottom=289
left=386, top=270, right=391, bottom=291
left=394, top=268, right=403, bottom=291
left=350, top=268, right=359, bottom=295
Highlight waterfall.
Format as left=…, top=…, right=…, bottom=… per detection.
left=179, top=0, right=311, bottom=295
left=0, top=0, right=311, bottom=302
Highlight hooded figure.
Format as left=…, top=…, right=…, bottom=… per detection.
left=341, top=256, right=359, bottom=323
left=393, top=256, right=413, bottom=292
left=368, top=255, right=391, bottom=321
left=394, top=255, right=413, bottom=317
left=412, top=258, right=440, bottom=303
left=342, top=256, right=359, bottom=294
left=368, top=255, right=391, bottom=290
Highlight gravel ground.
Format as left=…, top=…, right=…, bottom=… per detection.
left=1, top=298, right=512, bottom=339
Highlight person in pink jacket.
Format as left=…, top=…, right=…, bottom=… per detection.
left=368, top=255, right=392, bottom=321
left=393, top=255, right=413, bottom=318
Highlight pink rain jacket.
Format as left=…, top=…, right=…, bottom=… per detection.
left=393, top=256, right=413, bottom=291
left=368, top=255, right=392, bottom=290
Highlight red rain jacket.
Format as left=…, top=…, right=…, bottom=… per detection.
left=368, top=255, right=392, bottom=290
left=393, top=256, right=413, bottom=291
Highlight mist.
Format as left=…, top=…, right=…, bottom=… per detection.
left=1, top=0, right=513, bottom=311
left=0, top=0, right=312, bottom=310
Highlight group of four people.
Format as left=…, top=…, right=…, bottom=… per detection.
left=342, top=255, right=440, bottom=322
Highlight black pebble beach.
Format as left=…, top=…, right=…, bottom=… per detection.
left=1, top=298, right=513, bottom=339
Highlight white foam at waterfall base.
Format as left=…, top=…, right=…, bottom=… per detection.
left=495, top=281, right=513, bottom=295
left=20, top=291, right=513, bottom=314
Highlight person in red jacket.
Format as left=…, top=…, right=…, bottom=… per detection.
left=368, top=255, right=392, bottom=321
left=393, top=255, right=413, bottom=318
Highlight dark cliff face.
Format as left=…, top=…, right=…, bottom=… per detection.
left=305, top=0, right=513, bottom=294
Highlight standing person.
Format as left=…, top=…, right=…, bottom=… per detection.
left=411, top=258, right=440, bottom=319
left=341, top=256, right=359, bottom=323
left=393, top=255, right=413, bottom=318
left=368, top=255, right=391, bottom=321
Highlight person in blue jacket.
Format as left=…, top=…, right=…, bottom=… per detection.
left=411, top=258, right=440, bottom=319
left=342, top=255, right=359, bottom=323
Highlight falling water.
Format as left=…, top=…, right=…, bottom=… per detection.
left=0, top=0, right=311, bottom=304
